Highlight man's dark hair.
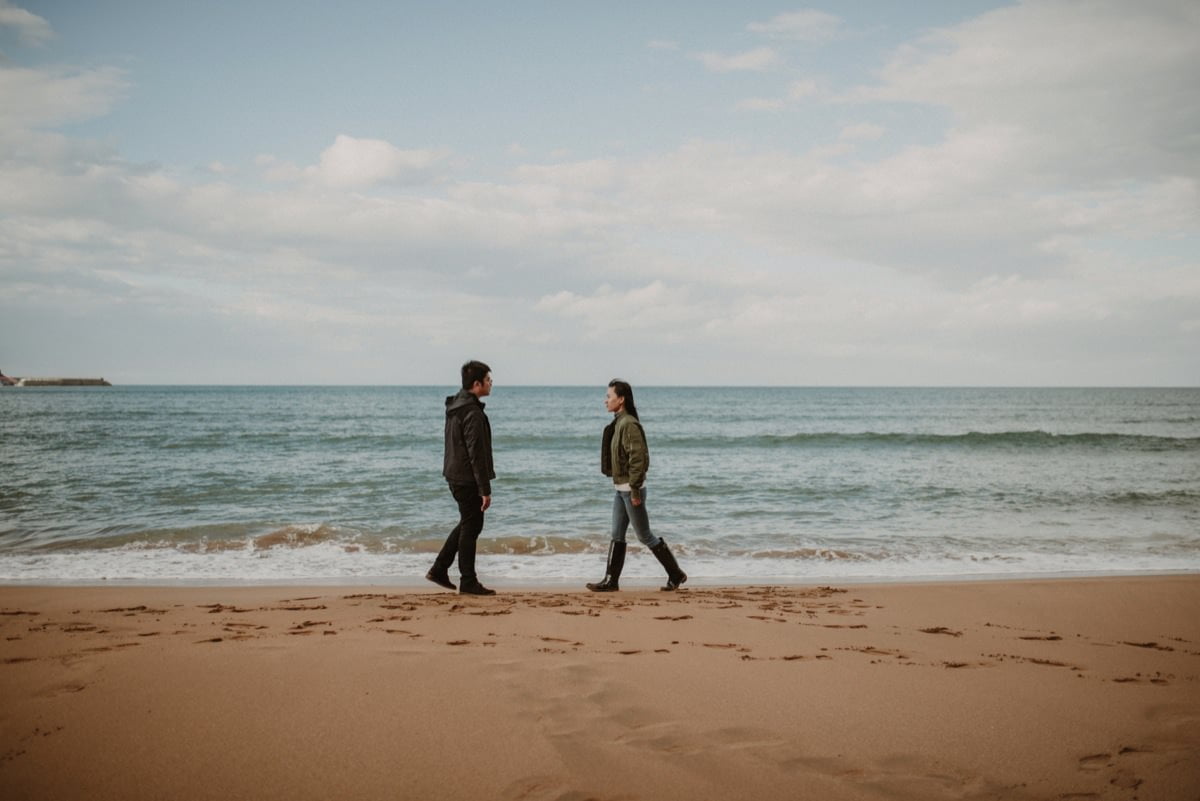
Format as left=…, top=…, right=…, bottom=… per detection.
left=462, top=360, right=492, bottom=390
left=608, top=379, right=639, bottom=420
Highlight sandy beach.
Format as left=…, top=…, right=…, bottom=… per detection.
left=2, top=576, right=1198, bottom=800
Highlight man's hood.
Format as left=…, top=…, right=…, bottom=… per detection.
left=445, top=389, right=482, bottom=414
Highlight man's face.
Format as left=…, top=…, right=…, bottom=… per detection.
left=473, top=373, right=493, bottom=398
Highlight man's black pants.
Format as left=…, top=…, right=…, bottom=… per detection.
left=434, top=482, right=484, bottom=581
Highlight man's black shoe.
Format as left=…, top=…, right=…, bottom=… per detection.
left=425, top=569, right=456, bottom=591
left=458, top=580, right=496, bottom=596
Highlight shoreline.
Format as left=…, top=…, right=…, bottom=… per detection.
left=3, top=575, right=1198, bottom=800
left=2, top=567, right=1196, bottom=589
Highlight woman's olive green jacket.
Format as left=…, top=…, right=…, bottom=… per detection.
left=600, top=411, right=649, bottom=502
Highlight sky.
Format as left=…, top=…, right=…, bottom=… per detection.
left=0, top=0, right=1197, bottom=386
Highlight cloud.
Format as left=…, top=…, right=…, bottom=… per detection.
left=736, top=97, right=786, bottom=112
left=535, top=281, right=711, bottom=343
left=693, top=47, right=780, bottom=73
left=1, top=1, right=1196, bottom=385
left=839, top=123, right=885, bottom=142
left=747, top=10, right=842, bottom=42
left=850, top=0, right=1200, bottom=184
left=0, top=1, right=52, bottom=45
left=788, top=79, right=819, bottom=100
left=737, top=78, right=821, bottom=112
left=301, top=134, right=451, bottom=188
left=0, top=65, right=128, bottom=130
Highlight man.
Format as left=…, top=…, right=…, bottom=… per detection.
left=426, top=360, right=497, bottom=596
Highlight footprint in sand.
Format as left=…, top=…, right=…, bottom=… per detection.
left=34, top=682, right=87, bottom=697
left=1109, top=769, right=1142, bottom=789
left=918, top=626, right=962, bottom=637
left=1112, top=673, right=1171, bottom=685
left=100, top=605, right=168, bottom=616
left=1121, top=641, right=1174, bottom=651
left=1076, top=747, right=1150, bottom=792
left=287, top=621, right=332, bottom=635
left=500, top=774, right=574, bottom=801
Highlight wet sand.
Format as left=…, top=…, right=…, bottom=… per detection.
left=2, top=576, right=1198, bottom=800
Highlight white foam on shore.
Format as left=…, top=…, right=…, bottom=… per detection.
left=1, top=543, right=1196, bottom=586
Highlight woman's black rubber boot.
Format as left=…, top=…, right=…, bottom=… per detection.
left=651, top=539, right=687, bottom=591
left=586, top=540, right=626, bottom=592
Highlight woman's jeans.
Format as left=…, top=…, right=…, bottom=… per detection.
left=611, top=488, right=661, bottom=548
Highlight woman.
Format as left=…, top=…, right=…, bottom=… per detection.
left=587, top=379, right=687, bottom=592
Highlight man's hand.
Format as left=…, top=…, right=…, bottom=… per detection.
left=631, top=496, right=642, bottom=507
left=481, top=495, right=492, bottom=512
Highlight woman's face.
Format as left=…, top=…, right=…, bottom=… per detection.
left=605, top=386, right=624, bottom=413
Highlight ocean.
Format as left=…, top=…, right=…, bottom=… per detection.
left=1, top=386, right=1197, bottom=585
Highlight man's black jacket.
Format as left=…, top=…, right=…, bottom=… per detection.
left=442, top=389, right=495, bottom=496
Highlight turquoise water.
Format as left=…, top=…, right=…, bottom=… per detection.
left=1, top=386, right=1198, bottom=584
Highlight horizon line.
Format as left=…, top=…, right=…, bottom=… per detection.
left=7, top=383, right=1197, bottom=390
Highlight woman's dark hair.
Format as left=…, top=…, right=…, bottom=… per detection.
left=608, top=379, right=639, bottom=419
left=461, top=360, right=491, bottom=390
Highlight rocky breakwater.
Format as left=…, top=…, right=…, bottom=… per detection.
left=9, top=377, right=113, bottom=386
